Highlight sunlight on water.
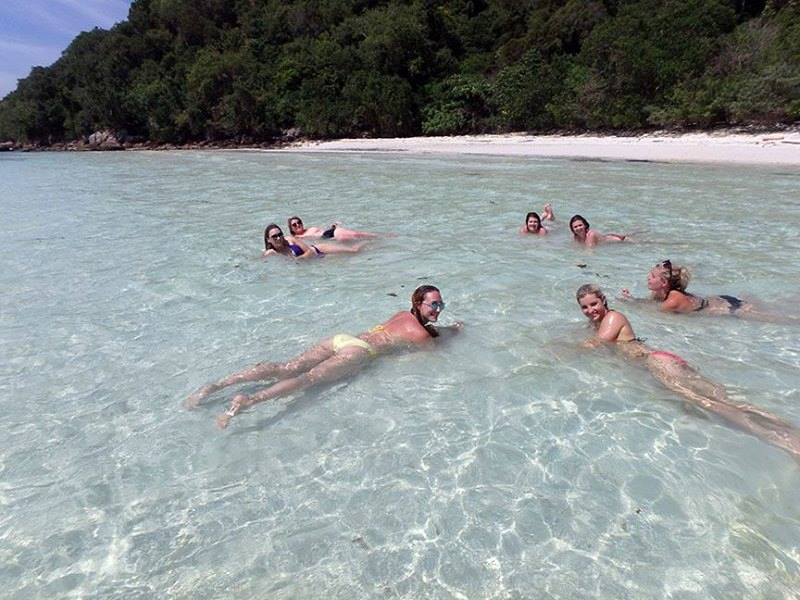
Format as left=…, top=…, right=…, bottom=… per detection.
left=2, top=150, right=800, bottom=597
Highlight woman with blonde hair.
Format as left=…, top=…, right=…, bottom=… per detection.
left=621, top=259, right=795, bottom=321
left=577, top=283, right=800, bottom=460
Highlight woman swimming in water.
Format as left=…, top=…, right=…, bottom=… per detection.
left=541, top=203, right=555, bottom=222
left=263, top=224, right=365, bottom=259
left=569, top=214, right=627, bottom=247
left=519, top=211, right=548, bottom=236
left=288, top=216, right=379, bottom=242
left=620, top=260, right=798, bottom=322
left=576, top=283, right=800, bottom=460
left=185, top=285, right=462, bottom=428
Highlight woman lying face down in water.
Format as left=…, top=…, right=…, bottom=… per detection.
left=288, top=216, right=379, bottom=242
left=576, top=283, right=800, bottom=460
left=263, top=224, right=366, bottom=258
left=185, top=285, right=462, bottom=428
left=569, top=214, right=627, bottom=247
left=620, top=260, right=799, bottom=323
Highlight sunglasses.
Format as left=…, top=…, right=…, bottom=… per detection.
left=269, top=232, right=284, bottom=240
left=290, top=221, right=302, bottom=228
left=658, top=259, right=672, bottom=277
left=423, top=301, right=446, bottom=312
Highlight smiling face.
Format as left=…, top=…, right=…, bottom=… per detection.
left=416, top=290, right=444, bottom=323
left=266, top=226, right=286, bottom=248
left=570, top=218, right=587, bottom=238
left=526, top=214, right=541, bottom=232
left=578, top=292, right=607, bottom=324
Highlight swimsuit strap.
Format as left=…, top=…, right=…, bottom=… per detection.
left=694, top=296, right=709, bottom=311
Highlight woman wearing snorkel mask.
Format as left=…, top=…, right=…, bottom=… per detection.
left=185, top=285, right=462, bottom=428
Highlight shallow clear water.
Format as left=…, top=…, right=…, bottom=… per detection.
left=2, top=150, right=800, bottom=598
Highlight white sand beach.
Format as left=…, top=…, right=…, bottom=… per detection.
left=289, top=131, right=800, bottom=166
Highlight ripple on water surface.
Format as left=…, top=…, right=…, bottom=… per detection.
left=2, top=151, right=800, bottom=597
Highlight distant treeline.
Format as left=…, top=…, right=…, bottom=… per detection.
left=1, top=0, right=798, bottom=144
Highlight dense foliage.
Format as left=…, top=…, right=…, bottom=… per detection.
left=1, top=0, right=797, bottom=144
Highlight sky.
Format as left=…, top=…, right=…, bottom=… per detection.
left=0, top=0, right=133, bottom=98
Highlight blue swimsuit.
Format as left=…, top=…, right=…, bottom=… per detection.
left=288, top=243, right=324, bottom=257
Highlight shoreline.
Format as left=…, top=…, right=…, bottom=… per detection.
left=4, top=130, right=799, bottom=166
left=282, top=131, right=800, bottom=167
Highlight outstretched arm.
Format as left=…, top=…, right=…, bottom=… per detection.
left=435, top=321, right=464, bottom=340
left=619, top=289, right=653, bottom=305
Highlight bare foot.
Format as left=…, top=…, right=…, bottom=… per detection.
left=184, top=384, right=215, bottom=409
left=215, top=394, right=248, bottom=428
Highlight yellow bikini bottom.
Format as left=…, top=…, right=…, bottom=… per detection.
left=331, top=334, right=376, bottom=356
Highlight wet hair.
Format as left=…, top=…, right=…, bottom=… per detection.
left=569, top=214, right=590, bottom=234
left=287, top=216, right=303, bottom=231
left=525, top=212, right=541, bottom=230
left=576, top=283, right=608, bottom=309
left=654, top=260, right=691, bottom=292
left=264, top=223, right=283, bottom=251
left=410, top=284, right=440, bottom=338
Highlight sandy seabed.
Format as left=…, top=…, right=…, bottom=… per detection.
left=286, top=131, right=800, bottom=167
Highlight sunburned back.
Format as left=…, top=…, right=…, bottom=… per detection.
left=662, top=290, right=705, bottom=313
left=360, top=311, right=433, bottom=350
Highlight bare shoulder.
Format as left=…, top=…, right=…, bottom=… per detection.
left=383, top=311, right=431, bottom=343
left=606, top=310, right=630, bottom=327
left=597, top=309, right=632, bottom=342
left=662, top=290, right=689, bottom=311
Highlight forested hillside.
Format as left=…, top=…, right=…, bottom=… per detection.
left=1, top=0, right=797, bottom=145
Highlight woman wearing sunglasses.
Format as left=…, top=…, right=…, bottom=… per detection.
left=287, top=216, right=380, bottom=242
left=185, top=285, right=462, bottom=427
left=620, top=260, right=795, bottom=322
left=262, top=224, right=365, bottom=258
left=577, top=284, right=800, bottom=460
